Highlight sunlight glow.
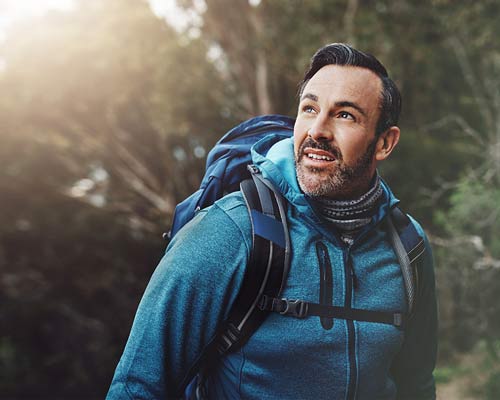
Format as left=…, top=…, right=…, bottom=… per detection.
left=148, top=0, right=205, bottom=35
left=0, top=0, right=75, bottom=38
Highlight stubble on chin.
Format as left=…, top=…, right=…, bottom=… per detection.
left=295, top=139, right=377, bottom=199
left=295, top=160, right=350, bottom=198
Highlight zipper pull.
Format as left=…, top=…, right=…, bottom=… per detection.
left=351, top=266, right=358, bottom=289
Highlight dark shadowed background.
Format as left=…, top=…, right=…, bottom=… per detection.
left=1, top=0, right=499, bottom=398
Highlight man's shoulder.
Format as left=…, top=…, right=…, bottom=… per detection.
left=213, top=191, right=247, bottom=213
left=165, top=192, right=252, bottom=272
left=405, top=213, right=428, bottom=241
left=170, top=191, right=251, bottom=249
left=209, top=191, right=250, bottom=231
left=403, top=214, right=435, bottom=281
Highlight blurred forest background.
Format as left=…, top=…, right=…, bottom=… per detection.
left=0, top=0, right=499, bottom=398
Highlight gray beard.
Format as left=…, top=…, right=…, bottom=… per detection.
left=295, top=138, right=377, bottom=199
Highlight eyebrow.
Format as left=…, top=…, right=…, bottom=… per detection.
left=300, top=93, right=367, bottom=117
left=335, top=101, right=367, bottom=117
left=300, top=92, right=318, bottom=102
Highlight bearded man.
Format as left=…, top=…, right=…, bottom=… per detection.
left=107, top=43, right=437, bottom=400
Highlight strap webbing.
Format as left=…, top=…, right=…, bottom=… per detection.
left=386, top=211, right=416, bottom=314
left=259, top=295, right=405, bottom=328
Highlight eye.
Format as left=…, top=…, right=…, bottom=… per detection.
left=338, top=111, right=355, bottom=120
left=302, top=105, right=316, bottom=114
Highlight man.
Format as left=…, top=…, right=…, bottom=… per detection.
left=107, top=43, right=437, bottom=399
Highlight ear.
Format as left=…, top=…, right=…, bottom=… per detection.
left=375, top=126, right=400, bottom=161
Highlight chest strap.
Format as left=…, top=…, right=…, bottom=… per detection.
left=258, top=295, right=405, bottom=328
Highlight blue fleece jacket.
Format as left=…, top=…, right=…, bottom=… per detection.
left=107, top=136, right=437, bottom=400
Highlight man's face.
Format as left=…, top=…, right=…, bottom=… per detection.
left=294, top=65, right=383, bottom=199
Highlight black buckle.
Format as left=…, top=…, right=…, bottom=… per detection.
left=279, top=299, right=309, bottom=319
left=216, top=335, right=233, bottom=355
left=258, top=296, right=309, bottom=319
left=216, top=323, right=241, bottom=355
left=393, top=313, right=405, bottom=328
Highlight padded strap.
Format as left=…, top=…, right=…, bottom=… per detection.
left=250, top=210, right=286, bottom=248
left=387, top=207, right=425, bottom=316
left=387, top=212, right=415, bottom=314
left=252, top=171, right=275, bottom=216
left=213, top=167, right=290, bottom=357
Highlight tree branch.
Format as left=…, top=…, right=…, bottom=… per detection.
left=448, top=36, right=495, bottom=136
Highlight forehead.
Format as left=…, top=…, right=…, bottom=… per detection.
left=302, top=65, right=382, bottom=111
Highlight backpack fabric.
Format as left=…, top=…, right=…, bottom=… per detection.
left=168, top=114, right=295, bottom=240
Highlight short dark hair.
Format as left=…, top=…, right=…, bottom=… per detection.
left=298, top=43, right=401, bottom=135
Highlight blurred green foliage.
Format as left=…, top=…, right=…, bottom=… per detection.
left=0, top=0, right=499, bottom=398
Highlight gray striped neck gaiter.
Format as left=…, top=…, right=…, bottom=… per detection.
left=311, top=175, right=384, bottom=245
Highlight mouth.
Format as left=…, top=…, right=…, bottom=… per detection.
left=302, top=148, right=337, bottom=164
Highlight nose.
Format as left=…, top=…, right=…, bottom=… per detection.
left=307, top=113, right=333, bottom=142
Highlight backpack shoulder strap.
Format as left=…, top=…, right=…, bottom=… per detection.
left=214, top=165, right=291, bottom=355
left=183, top=167, right=291, bottom=398
left=386, top=207, right=426, bottom=315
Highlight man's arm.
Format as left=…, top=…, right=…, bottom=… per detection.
left=391, top=224, right=438, bottom=400
left=106, top=200, right=251, bottom=399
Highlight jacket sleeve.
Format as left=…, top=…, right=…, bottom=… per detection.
left=106, top=201, right=251, bottom=399
left=391, top=227, right=438, bottom=400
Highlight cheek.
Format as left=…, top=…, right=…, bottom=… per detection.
left=341, top=138, right=370, bottom=161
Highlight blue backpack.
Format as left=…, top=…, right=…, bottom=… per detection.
left=167, top=115, right=425, bottom=399
left=169, top=114, right=295, bottom=239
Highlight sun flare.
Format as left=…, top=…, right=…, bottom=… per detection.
left=0, top=0, right=75, bottom=35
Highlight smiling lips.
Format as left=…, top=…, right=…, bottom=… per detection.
left=303, top=148, right=336, bottom=164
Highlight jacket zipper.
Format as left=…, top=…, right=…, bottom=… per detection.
left=344, top=249, right=357, bottom=400
left=340, top=205, right=400, bottom=399
left=316, top=242, right=333, bottom=330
